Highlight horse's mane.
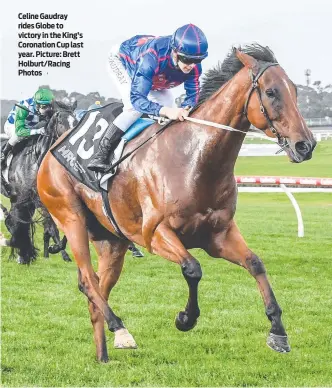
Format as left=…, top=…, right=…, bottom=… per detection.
left=198, top=44, right=278, bottom=104
left=54, top=100, right=75, bottom=112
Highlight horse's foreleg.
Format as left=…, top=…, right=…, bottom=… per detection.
left=44, top=216, right=71, bottom=261
left=0, top=231, right=10, bottom=247
left=207, top=220, right=290, bottom=353
left=89, top=235, right=135, bottom=362
left=0, top=204, right=9, bottom=219
left=151, top=224, right=202, bottom=331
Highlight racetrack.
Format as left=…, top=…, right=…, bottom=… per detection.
left=1, top=142, right=331, bottom=387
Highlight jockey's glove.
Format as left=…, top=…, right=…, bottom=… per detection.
left=30, top=121, right=48, bottom=135
left=33, top=120, right=48, bottom=129
left=30, top=127, right=46, bottom=136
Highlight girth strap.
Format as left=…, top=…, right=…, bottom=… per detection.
left=101, top=190, right=129, bottom=241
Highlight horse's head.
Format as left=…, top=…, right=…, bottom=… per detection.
left=236, top=48, right=316, bottom=163
left=46, top=100, right=78, bottom=139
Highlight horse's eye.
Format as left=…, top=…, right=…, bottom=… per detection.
left=266, top=89, right=276, bottom=98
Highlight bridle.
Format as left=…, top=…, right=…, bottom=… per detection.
left=243, top=63, right=288, bottom=152
left=48, top=111, right=61, bottom=139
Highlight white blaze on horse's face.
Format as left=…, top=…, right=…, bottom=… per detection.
left=68, top=115, right=76, bottom=129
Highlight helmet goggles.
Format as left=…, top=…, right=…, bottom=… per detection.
left=177, top=54, right=203, bottom=65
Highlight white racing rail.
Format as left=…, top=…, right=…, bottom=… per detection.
left=236, top=175, right=332, bottom=237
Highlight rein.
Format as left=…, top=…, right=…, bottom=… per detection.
left=108, top=63, right=287, bottom=170
left=183, top=116, right=247, bottom=134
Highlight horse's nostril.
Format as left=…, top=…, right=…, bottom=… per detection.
left=295, top=141, right=311, bottom=156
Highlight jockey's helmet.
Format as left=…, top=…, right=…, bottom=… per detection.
left=34, top=88, right=55, bottom=105
left=34, top=88, right=55, bottom=117
left=171, top=24, right=208, bottom=62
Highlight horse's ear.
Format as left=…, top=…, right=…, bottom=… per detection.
left=235, top=49, right=259, bottom=73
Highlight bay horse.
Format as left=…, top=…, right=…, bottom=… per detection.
left=0, top=101, right=77, bottom=264
left=37, top=45, right=316, bottom=362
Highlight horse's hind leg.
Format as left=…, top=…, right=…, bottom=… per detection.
left=150, top=224, right=202, bottom=331
left=86, top=230, right=135, bottom=362
left=207, top=220, right=290, bottom=353
left=44, top=198, right=129, bottom=360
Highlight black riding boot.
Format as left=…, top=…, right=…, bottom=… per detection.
left=87, top=123, right=123, bottom=173
left=1, top=143, right=13, bottom=167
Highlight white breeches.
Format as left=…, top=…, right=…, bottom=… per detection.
left=4, top=122, right=20, bottom=146
left=107, top=44, right=174, bottom=132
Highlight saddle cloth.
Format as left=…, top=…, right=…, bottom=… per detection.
left=51, top=102, right=155, bottom=192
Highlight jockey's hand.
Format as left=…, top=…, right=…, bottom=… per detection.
left=30, top=121, right=47, bottom=136
left=30, top=127, right=46, bottom=136
left=160, top=107, right=190, bottom=121
left=33, top=120, right=48, bottom=129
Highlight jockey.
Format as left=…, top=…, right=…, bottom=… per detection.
left=1, top=88, right=55, bottom=166
left=88, top=23, right=208, bottom=173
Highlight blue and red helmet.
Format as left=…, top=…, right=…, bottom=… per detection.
left=171, top=24, right=208, bottom=60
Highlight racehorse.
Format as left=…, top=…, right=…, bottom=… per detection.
left=37, top=45, right=316, bottom=362
left=0, top=101, right=77, bottom=264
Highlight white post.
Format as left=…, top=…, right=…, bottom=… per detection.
left=279, top=184, right=304, bottom=237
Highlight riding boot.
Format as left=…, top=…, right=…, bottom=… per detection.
left=87, top=123, right=123, bottom=173
left=1, top=143, right=13, bottom=168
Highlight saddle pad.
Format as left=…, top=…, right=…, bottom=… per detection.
left=51, top=102, right=124, bottom=192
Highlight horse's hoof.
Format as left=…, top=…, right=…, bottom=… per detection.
left=132, top=251, right=144, bottom=258
left=266, top=333, right=291, bottom=353
left=16, top=256, right=26, bottom=265
left=97, top=354, right=109, bottom=363
left=62, top=253, right=72, bottom=262
left=49, top=244, right=61, bottom=254
left=114, top=328, right=137, bottom=349
left=175, top=311, right=197, bottom=332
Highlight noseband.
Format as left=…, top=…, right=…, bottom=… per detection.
left=243, top=63, right=286, bottom=146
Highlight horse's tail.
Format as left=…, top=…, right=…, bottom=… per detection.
left=5, top=188, right=41, bottom=265
left=8, top=214, right=38, bottom=264
left=6, top=201, right=39, bottom=265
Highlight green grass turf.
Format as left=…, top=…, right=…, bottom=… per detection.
left=1, top=142, right=331, bottom=387
left=236, top=139, right=332, bottom=177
